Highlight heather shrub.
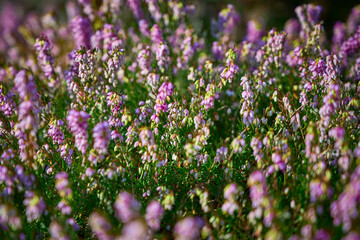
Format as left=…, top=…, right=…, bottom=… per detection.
left=0, top=1, right=360, bottom=239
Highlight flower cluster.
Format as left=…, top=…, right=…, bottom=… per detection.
left=66, top=110, right=90, bottom=156
left=1, top=1, right=360, bottom=239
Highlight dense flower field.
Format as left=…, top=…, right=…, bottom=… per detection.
left=1, top=0, right=360, bottom=239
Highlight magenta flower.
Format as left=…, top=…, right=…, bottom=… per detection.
left=174, top=217, right=204, bottom=240
left=93, top=121, right=111, bottom=155
left=145, top=201, right=164, bottom=230
left=70, top=16, right=92, bottom=49
left=66, top=109, right=90, bottom=155
left=114, top=192, right=140, bottom=223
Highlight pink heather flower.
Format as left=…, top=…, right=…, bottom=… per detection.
left=114, top=192, right=140, bottom=223
left=111, top=130, right=123, bottom=141
left=14, top=71, right=40, bottom=162
left=14, top=70, right=37, bottom=102
left=65, top=2, right=79, bottom=20
left=246, top=20, right=264, bottom=43
left=146, top=0, right=162, bottom=22
left=241, top=105, right=254, bottom=127
left=214, top=146, right=228, bottom=162
left=137, top=46, right=152, bottom=76
left=248, top=170, right=267, bottom=208
left=221, top=200, right=240, bottom=216
left=153, top=82, right=174, bottom=121
left=215, top=4, right=241, bottom=36
left=0, top=88, right=16, bottom=117
left=310, top=179, right=326, bottom=202
left=251, top=137, right=263, bottom=162
left=156, top=42, right=170, bottom=70
left=224, top=183, right=238, bottom=200
left=16, top=100, right=39, bottom=135
left=57, top=200, right=72, bottom=215
left=284, top=18, right=301, bottom=37
left=157, top=82, right=174, bottom=101
left=270, top=153, right=286, bottom=173
left=147, top=72, right=160, bottom=88
left=151, top=24, right=163, bottom=45
left=324, top=54, right=341, bottom=81
left=50, top=220, right=70, bottom=240
left=106, top=92, right=124, bottom=115
left=329, top=127, right=345, bottom=141
left=212, top=41, right=224, bottom=61
left=102, top=24, right=122, bottom=51
left=319, top=84, right=340, bottom=127
left=55, top=172, right=72, bottom=198
left=309, top=58, right=326, bottom=79
left=127, top=0, right=144, bottom=20
left=78, top=0, right=94, bottom=20
left=342, top=232, right=360, bottom=240
left=48, top=120, right=65, bottom=145
left=74, top=48, right=95, bottom=84
left=70, top=16, right=92, bottom=49
left=89, top=212, right=113, bottom=240
left=266, top=29, right=286, bottom=54
left=306, top=4, right=323, bottom=25
left=177, top=34, right=199, bottom=70
left=220, top=62, right=239, bottom=83
left=347, top=6, right=360, bottom=34
left=340, top=26, right=360, bottom=58
left=0, top=3, right=20, bottom=38
left=85, top=167, right=95, bottom=177
left=330, top=167, right=360, bottom=232
left=59, top=145, right=73, bottom=167
left=295, top=4, right=322, bottom=32
left=66, top=110, right=90, bottom=155
left=34, top=35, right=57, bottom=87
left=93, top=121, right=111, bottom=155
left=174, top=217, right=204, bottom=240
left=145, top=201, right=164, bottom=230
left=314, top=229, right=330, bottom=240
left=332, top=22, right=346, bottom=52
left=23, top=191, right=46, bottom=222
left=120, top=220, right=148, bottom=239
left=231, top=136, right=246, bottom=154
left=139, top=129, right=155, bottom=148
left=106, top=46, right=125, bottom=80
left=139, top=19, right=150, bottom=37
left=338, top=155, right=350, bottom=171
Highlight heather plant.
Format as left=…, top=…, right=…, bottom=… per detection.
left=0, top=1, right=360, bottom=239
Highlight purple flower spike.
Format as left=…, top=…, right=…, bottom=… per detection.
left=23, top=191, right=46, bottom=222
left=114, top=192, right=140, bottom=223
left=34, top=35, right=57, bottom=87
left=174, top=216, right=204, bottom=240
left=67, top=109, right=90, bottom=155
left=145, top=201, right=164, bottom=230
left=70, top=16, right=92, bottom=49
left=48, top=120, right=65, bottom=145
left=307, top=4, right=323, bottom=25
left=93, top=121, right=111, bottom=155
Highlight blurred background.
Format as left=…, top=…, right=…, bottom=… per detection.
left=0, top=0, right=358, bottom=39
